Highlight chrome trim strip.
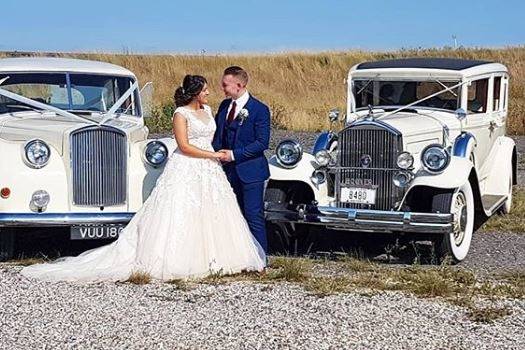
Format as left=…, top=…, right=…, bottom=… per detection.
left=0, top=212, right=134, bottom=227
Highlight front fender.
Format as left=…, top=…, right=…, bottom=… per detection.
left=269, top=153, right=317, bottom=191
left=407, top=156, right=474, bottom=192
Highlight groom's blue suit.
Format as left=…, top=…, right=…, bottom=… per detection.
left=212, top=94, right=270, bottom=253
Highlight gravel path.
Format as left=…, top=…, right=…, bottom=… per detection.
left=1, top=265, right=524, bottom=350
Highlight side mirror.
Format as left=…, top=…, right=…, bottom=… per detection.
left=140, top=82, right=154, bottom=118
left=328, top=108, right=340, bottom=123
left=454, top=108, right=467, bottom=121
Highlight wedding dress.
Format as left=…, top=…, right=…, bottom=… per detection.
left=21, top=105, right=266, bottom=282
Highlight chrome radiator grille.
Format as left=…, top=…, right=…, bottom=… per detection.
left=70, top=126, right=127, bottom=206
left=336, top=124, right=404, bottom=210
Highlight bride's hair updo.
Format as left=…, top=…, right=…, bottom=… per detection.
left=174, top=75, right=207, bottom=107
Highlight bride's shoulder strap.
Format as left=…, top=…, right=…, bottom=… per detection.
left=203, top=104, right=214, bottom=116
left=173, top=107, right=190, bottom=120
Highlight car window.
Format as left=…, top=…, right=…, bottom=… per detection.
left=467, top=78, right=488, bottom=114
left=493, top=76, right=501, bottom=112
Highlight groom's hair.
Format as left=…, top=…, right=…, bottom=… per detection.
left=223, top=66, right=249, bottom=86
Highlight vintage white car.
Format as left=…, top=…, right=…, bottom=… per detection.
left=265, top=58, right=515, bottom=263
left=0, top=57, right=176, bottom=260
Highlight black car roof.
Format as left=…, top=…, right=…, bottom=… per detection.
left=356, top=58, right=493, bottom=71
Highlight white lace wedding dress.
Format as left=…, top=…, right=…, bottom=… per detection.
left=21, top=105, right=266, bottom=282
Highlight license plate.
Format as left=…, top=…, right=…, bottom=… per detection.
left=70, top=224, right=125, bottom=240
left=340, top=187, right=376, bottom=205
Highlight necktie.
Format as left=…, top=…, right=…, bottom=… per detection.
left=227, top=101, right=237, bottom=124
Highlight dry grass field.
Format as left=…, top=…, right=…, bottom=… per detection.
left=2, top=47, right=525, bottom=133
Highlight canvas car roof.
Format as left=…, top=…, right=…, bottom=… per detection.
left=350, top=57, right=508, bottom=80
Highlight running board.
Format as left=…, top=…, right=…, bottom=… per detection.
left=481, top=194, right=507, bottom=215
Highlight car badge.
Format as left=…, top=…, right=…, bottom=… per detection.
left=360, top=154, right=372, bottom=168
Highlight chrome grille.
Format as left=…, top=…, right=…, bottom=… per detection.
left=336, top=124, right=404, bottom=210
left=71, top=126, right=127, bottom=206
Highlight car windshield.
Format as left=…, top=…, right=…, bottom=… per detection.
left=0, top=73, right=139, bottom=115
left=354, top=80, right=460, bottom=111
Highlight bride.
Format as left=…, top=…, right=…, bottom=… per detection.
left=21, top=75, right=266, bottom=282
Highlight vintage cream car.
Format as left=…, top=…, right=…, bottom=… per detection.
left=265, top=58, right=515, bottom=263
left=0, top=57, right=176, bottom=260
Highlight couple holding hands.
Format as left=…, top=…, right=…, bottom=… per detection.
left=22, top=66, right=271, bottom=282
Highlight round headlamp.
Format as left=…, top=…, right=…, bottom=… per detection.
left=421, top=145, right=450, bottom=173
left=144, top=141, right=168, bottom=167
left=276, top=140, right=302, bottom=168
left=24, top=140, right=50, bottom=168
left=314, top=150, right=331, bottom=167
left=397, top=152, right=414, bottom=169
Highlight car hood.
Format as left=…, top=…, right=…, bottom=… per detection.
left=377, top=110, right=461, bottom=138
left=0, top=112, right=147, bottom=155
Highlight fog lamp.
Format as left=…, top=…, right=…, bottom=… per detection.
left=31, top=190, right=50, bottom=210
left=393, top=171, right=413, bottom=188
left=310, top=170, right=326, bottom=185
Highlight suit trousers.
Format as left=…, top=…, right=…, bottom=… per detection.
left=225, top=166, right=268, bottom=254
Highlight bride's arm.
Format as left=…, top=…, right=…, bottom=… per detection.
left=173, top=112, right=223, bottom=159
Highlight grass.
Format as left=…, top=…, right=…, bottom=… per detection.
left=481, top=188, right=525, bottom=233
left=126, top=271, right=152, bottom=285
left=188, top=256, right=522, bottom=323
left=3, top=46, right=525, bottom=134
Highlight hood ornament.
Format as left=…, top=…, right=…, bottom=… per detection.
left=366, top=104, right=375, bottom=120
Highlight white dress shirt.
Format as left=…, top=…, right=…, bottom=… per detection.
left=226, top=90, right=250, bottom=121
left=226, top=90, right=250, bottom=160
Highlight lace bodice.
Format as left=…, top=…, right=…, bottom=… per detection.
left=174, top=105, right=216, bottom=150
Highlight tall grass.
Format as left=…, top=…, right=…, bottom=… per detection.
left=2, top=47, right=525, bottom=133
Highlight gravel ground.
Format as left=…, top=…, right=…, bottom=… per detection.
left=1, top=265, right=524, bottom=350
left=1, top=131, right=524, bottom=349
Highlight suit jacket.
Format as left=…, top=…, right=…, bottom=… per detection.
left=212, top=95, right=270, bottom=184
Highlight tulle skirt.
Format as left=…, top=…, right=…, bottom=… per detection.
left=21, top=150, right=266, bottom=282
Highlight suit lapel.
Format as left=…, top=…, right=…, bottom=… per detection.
left=233, top=95, right=255, bottom=144
left=216, top=99, right=231, bottom=140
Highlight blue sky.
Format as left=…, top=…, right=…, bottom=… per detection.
left=1, top=0, right=523, bottom=53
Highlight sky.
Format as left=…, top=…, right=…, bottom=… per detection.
left=1, top=0, right=523, bottom=54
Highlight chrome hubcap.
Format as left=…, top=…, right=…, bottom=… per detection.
left=452, top=192, right=467, bottom=246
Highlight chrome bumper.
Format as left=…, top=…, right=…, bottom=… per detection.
left=0, top=212, right=135, bottom=227
left=265, top=203, right=453, bottom=234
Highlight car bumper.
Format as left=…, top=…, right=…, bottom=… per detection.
left=0, top=212, right=135, bottom=227
left=264, top=203, right=454, bottom=234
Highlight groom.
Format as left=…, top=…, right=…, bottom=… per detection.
left=213, top=66, right=271, bottom=254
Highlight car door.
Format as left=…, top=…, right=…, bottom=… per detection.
left=463, top=76, right=492, bottom=180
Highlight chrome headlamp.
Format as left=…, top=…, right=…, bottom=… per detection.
left=144, top=141, right=168, bottom=167
left=276, top=140, right=302, bottom=168
left=421, top=145, right=450, bottom=173
left=314, top=149, right=331, bottom=167
left=24, top=139, right=51, bottom=168
left=30, top=190, right=50, bottom=212
left=396, top=152, right=414, bottom=170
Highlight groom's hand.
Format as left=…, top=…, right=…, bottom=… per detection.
left=218, top=149, right=233, bottom=162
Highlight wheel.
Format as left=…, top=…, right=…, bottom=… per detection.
left=0, top=229, right=15, bottom=262
left=500, top=169, right=513, bottom=214
left=431, top=182, right=475, bottom=263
